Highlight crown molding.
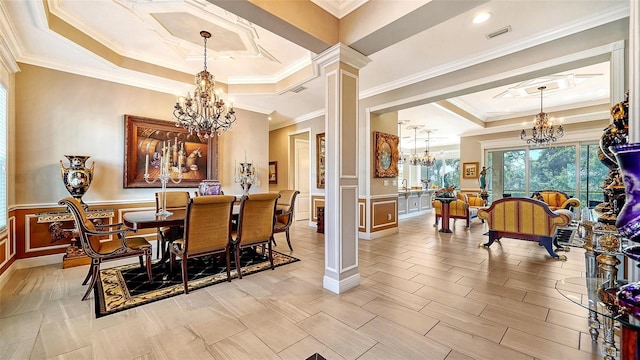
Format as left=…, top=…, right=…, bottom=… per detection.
left=359, top=6, right=629, bottom=100
left=314, top=43, right=371, bottom=70
left=310, top=0, right=368, bottom=19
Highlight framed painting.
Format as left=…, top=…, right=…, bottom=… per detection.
left=316, top=133, right=325, bottom=188
left=374, top=131, right=399, bottom=178
left=462, top=162, right=479, bottom=179
left=124, top=114, right=213, bottom=188
left=268, top=161, right=277, bottom=184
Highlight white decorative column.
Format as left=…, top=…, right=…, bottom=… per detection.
left=628, top=0, right=640, bottom=282
left=314, top=44, right=370, bottom=294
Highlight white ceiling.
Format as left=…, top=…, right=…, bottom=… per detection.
left=0, top=0, right=628, bottom=150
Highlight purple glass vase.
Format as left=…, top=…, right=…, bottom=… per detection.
left=612, top=143, right=640, bottom=241
left=198, top=179, right=221, bottom=195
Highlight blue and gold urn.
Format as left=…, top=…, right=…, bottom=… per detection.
left=60, top=155, right=94, bottom=209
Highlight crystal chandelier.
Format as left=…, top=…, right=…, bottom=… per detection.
left=173, top=31, right=236, bottom=139
left=520, top=86, right=564, bottom=145
left=408, top=125, right=423, bottom=166
left=398, top=120, right=409, bottom=165
left=421, top=130, right=436, bottom=166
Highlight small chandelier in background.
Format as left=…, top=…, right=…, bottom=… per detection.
left=520, top=86, right=564, bottom=145
left=173, top=31, right=236, bottom=139
left=420, top=130, right=436, bottom=166
left=407, top=125, right=423, bottom=166
left=397, top=120, right=410, bottom=165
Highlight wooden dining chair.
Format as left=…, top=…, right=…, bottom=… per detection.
left=58, top=197, right=153, bottom=301
left=273, top=190, right=300, bottom=251
left=169, top=195, right=236, bottom=294
left=233, top=193, right=280, bottom=279
left=155, top=191, right=190, bottom=259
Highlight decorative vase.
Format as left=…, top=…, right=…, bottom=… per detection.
left=60, top=155, right=94, bottom=209
left=198, top=179, right=222, bottom=195
left=611, top=143, right=640, bottom=241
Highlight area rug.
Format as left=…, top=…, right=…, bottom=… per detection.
left=94, top=249, right=299, bottom=318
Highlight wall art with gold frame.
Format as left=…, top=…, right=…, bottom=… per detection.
left=123, top=114, right=216, bottom=188
left=462, top=162, right=479, bottom=179
left=374, top=131, right=399, bottom=178
left=316, top=133, right=325, bottom=188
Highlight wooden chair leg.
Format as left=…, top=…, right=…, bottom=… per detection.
left=235, top=247, right=243, bottom=279
left=145, top=251, right=153, bottom=283
left=169, top=252, right=175, bottom=275
left=82, top=266, right=92, bottom=285
left=225, top=248, right=231, bottom=282
left=268, top=238, right=274, bottom=270
left=138, top=255, right=144, bottom=269
left=82, top=263, right=100, bottom=301
left=285, top=230, right=293, bottom=251
left=181, top=256, right=189, bottom=294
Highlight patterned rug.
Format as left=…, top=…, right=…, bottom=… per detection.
left=94, top=249, right=299, bottom=317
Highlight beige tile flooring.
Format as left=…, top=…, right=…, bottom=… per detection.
left=0, top=213, right=612, bottom=359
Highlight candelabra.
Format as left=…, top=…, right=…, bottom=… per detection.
left=144, top=140, right=183, bottom=216
left=233, top=156, right=257, bottom=196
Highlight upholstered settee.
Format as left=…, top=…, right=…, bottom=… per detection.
left=477, top=197, right=573, bottom=260
left=433, top=192, right=485, bottom=229
left=531, top=190, right=581, bottom=211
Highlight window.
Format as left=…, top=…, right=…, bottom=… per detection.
left=0, top=84, right=6, bottom=231
left=487, top=142, right=608, bottom=208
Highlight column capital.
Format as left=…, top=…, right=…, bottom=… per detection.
left=314, top=43, right=371, bottom=70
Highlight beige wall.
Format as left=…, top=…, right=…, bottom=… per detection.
left=370, top=111, right=398, bottom=195
left=14, top=64, right=269, bottom=205
left=269, top=115, right=324, bottom=191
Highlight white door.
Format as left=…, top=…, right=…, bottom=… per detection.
left=294, top=138, right=310, bottom=220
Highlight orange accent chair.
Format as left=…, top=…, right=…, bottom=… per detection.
left=477, top=197, right=573, bottom=260
left=531, top=190, right=581, bottom=211
left=433, top=192, right=485, bottom=229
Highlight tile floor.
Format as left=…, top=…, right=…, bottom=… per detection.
left=0, top=213, right=611, bottom=359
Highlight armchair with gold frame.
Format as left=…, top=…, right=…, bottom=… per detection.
left=433, top=192, right=484, bottom=229
left=58, top=197, right=153, bottom=301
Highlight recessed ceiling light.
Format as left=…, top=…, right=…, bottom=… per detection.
left=268, top=116, right=272, bottom=121
left=473, top=12, right=491, bottom=24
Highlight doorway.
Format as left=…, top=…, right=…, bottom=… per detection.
left=293, top=137, right=310, bottom=220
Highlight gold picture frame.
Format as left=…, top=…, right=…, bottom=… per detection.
left=123, top=114, right=215, bottom=188
left=462, top=162, right=480, bottom=179
left=268, top=161, right=277, bottom=184
left=374, top=131, right=399, bottom=178
left=316, top=133, right=325, bottom=188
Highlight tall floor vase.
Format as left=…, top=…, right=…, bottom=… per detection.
left=60, top=155, right=94, bottom=210
left=613, top=143, right=640, bottom=240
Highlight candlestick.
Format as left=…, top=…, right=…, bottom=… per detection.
left=145, top=154, right=149, bottom=175
left=144, top=150, right=183, bottom=216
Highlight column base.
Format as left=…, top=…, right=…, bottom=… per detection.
left=323, top=273, right=360, bottom=294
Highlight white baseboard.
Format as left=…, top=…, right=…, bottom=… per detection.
left=14, top=253, right=64, bottom=269
left=359, top=227, right=398, bottom=240
left=323, top=273, right=360, bottom=294
left=0, top=263, right=14, bottom=290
